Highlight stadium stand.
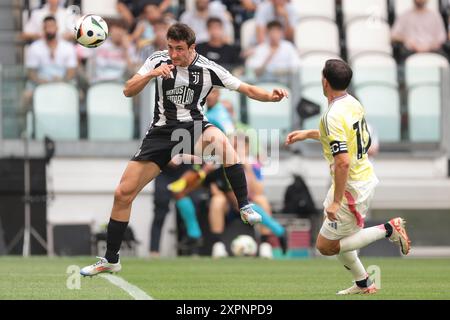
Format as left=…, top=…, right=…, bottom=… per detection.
left=405, top=52, right=449, bottom=86
left=351, top=53, right=398, bottom=86
left=354, top=84, right=401, bottom=142
left=408, top=85, right=441, bottom=142
left=291, top=0, right=336, bottom=21
left=342, top=0, right=389, bottom=25
left=294, top=18, right=340, bottom=57
left=240, top=18, right=256, bottom=51
left=87, top=82, right=134, bottom=141
left=246, top=82, right=292, bottom=142
left=300, top=84, right=328, bottom=130
left=32, top=82, right=79, bottom=140
left=299, top=52, right=342, bottom=86
left=346, top=17, right=392, bottom=61
left=81, top=0, right=120, bottom=17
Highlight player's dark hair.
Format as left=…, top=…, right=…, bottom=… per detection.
left=267, top=20, right=283, bottom=30
left=207, top=17, right=223, bottom=28
left=43, top=15, right=56, bottom=24
left=322, top=59, right=353, bottom=90
left=167, top=23, right=196, bottom=47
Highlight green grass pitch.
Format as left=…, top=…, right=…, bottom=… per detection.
left=0, top=257, right=449, bottom=300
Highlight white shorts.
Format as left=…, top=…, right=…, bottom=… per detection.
left=319, top=182, right=376, bottom=241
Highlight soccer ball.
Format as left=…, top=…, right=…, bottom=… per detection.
left=75, top=14, right=108, bottom=48
left=231, top=235, right=257, bottom=257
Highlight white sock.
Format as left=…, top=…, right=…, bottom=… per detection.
left=339, top=225, right=386, bottom=253
left=337, top=250, right=367, bottom=282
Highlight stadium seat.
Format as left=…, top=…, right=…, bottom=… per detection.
left=342, top=0, right=388, bottom=25
left=87, top=82, right=134, bottom=140
left=394, top=0, right=440, bottom=17
left=81, top=0, right=120, bottom=17
left=290, top=0, right=336, bottom=21
left=246, top=82, right=292, bottom=143
left=299, top=53, right=341, bottom=86
left=408, top=85, right=441, bottom=142
left=240, top=18, right=256, bottom=51
left=346, top=18, right=392, bottom=61
left=219, top=88, right=241, bottom=121
left=300, top=84, right=328, bottom=130
left=405, top=53, right=449, bottom=87
left=355, top=84, right=401, bottom=142
left=352, top=53, right=398, bottom=87
left=294, top=18, right=340, bottom=56
left=33, top=82, right=79, bottom=140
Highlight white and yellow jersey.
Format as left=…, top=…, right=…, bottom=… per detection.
left=319, top=94, right=379, bottom=197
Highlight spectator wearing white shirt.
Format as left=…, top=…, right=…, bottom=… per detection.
left=26, top=16, right=77, bottom=87
left=246, top=20, right=300, bottom=84
left=391, top=0, right=447, bottom=61
left=180, top=0, right=234, bottom=44
left=22, top=0, right=74, bottom=42
left=83, top=20, right=138, bottom=84
left=255, top=0, right=299, bottom=44
left=22, top=15, right=77, bottom=123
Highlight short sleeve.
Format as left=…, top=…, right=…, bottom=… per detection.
left=255, top=2, right=270, bottom=27
left=325, top=112, right=348, bottom=156
left=287, top=4, right=300, bottom=26
left=24, top=11, right=41, bottom=34
left=137, top=51, right=163, bottom=75
left=65, top=43, right=77, bottom=68
left=208, top=63, right=241, bottom=90
left=25, top=43, right=39, bottom=69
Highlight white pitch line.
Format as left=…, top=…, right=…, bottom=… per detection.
left=100, top=274, right=153, bottom=300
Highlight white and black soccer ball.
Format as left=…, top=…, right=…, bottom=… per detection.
left=231, top=235, right=257, bottom=257
left=75, top=14, right=108, bottom=48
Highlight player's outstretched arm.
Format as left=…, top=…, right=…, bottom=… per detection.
left=123, top=64, right=174, bottom=97
left=285, top=129, right=320, bottom=145
left=237, top=82, right=289, bottom=102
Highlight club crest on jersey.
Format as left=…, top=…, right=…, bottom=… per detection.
left=192, top=71, right=200, bottom=84
left=166, top=86, right=195, bottom=105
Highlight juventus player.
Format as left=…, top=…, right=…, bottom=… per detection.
left=81, top=23, right=288, bottom=276
left=285, top=60, right=410, bottom=294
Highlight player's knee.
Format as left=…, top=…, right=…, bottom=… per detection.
left=212, top=193, right=227, bottom=206
left=114, top=185, right=135, bottom=206
left=316, top=242, right=338, bottom=256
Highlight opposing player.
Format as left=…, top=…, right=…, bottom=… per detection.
left=285, top=59, right=411, bottom=294
left=81, top=23, right=288, bottom=276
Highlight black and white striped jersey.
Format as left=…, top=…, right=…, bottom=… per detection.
left=137, top=50, right=242, bottom=127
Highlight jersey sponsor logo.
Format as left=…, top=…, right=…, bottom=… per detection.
left=166, top=86, right=195, bottom=105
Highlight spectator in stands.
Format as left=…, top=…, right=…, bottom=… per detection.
left=180, top=0, right=234, bottom=44
left=117, top=0, right=172, bottom=30
left=22, top=0, right=73, bottom=42
left=255, top=0, right=299, bottom=44
left=246, top=20, right=300, bottom=84
left=83, top=20, right=138, bottom=84
left=130, top=4, right=162, bottom=52
left=391, top=0, right=447, bottom=60
left=196, top=18, right=242, bottom=71
left=137, top=19, right=170, bottom=62
left=22, top=15, right=77, bottom=128
left=25, top=16, right=77, bottom=90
